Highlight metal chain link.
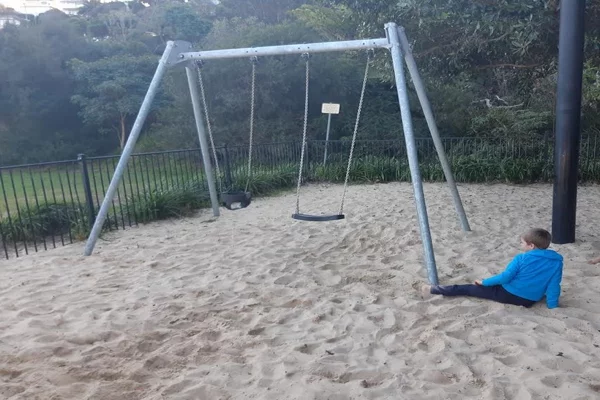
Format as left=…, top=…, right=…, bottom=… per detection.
left=339, top=50, right=373, bottom=215
left=295, top=53, right=311, bottom=214
left=246, top=57, right=257, bottom=192
left=195, top=61, right=222, bottom=193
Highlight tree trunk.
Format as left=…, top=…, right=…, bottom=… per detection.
left=119, top=115, right=127, bottom=149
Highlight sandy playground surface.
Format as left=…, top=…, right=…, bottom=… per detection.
left=1, top=182, right=600, bottom=400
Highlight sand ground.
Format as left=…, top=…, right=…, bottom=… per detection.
left=1, top=182, right=600, bottom=400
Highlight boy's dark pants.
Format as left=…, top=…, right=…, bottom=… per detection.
left=430, top=284, right=536, bottom=307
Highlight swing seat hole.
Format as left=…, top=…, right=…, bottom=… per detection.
left=222, top=191, right=252, bottom=210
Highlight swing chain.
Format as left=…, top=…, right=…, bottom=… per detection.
left=195, top=61, right=223, bottom=193
left=339, top=49, right=373, bottom=215
left=246, top=56, right=258, bottom=192
left=295, top=53, right=311, bottom=214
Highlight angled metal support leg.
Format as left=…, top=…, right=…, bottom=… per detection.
left=386, top=22, right=439, bottom=285
left=185, top=64, right=220, bottom=218
left=397, top=27, right=470, bottom=232
left=83, top=41, right=182, bottom=256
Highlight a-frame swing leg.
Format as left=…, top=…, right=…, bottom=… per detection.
left=185, top=64, right=221, bottom=218
left=84, top=41, right=182, bottom=256
left=397, top=27, right=471, bottom=233
left=386, top=23, right=439, bottom=285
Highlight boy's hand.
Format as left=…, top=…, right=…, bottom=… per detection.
left=474, top=280, right=483, bottom=286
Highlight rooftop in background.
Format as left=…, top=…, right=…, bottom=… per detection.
left=0, top=0, right=134, bottom=16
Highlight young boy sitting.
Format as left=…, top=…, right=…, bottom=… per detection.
left=422, top=228, right=563, bottom=309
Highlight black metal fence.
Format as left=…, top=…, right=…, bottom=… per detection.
left=1, top=137, right=599, bottom=259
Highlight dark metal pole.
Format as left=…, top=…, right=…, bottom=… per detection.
left=78, top=154, right=96, bottom=230
left=552, top=0, right=586, bottom=244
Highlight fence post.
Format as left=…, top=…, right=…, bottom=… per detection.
left=223, top=144, right=233, bottom=189
left=78, top=154, right=96, bottom=229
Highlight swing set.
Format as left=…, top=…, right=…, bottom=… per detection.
left=83, top=22, right=471, bottom=285
left=195, top=47, right=373, bottom=220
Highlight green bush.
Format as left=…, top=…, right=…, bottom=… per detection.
left=312, top=156, right=409, bottom=183
left=308, top=155, right=563, bottom=185
left=0, top=202, right=87, bottom=242
left=127, top=181, right=211, bottom=223
left=229, top=164, right=298, bottom=196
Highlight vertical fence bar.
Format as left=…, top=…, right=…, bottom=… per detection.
left=37, top=168, right=56, bottom=249
left=0, top=169, right=17, bottom=258
left=111, top=157, right=131, bottom=228
left=78, top=154, right=96, bottom=231
left=104, top=159, right=125, bottom=230
left=46, top=169, right=64, bottom=246
left=180, top=151, right=192, bottom=184
left=17, top=169, right=37, bottom=252
left=159, top=153, right=173, bottom=189
left=174, top=151, right=185, bottom=188
left=140, top=155, right=155, bottom=219
left=188, top=150, right=199, bottom=185
left=154, top=152, right=168, bottom=191
left=27, top=167, right=47, bottom=250
left=89, top=159, right=103, bottom=228
left=190, top=150, right=202, bottom=187
left=66, top=164, right=86, bottom=240
left=148, top=154, right=160, bottom=190
left=153, top=153, right=165, bottom=192
left=124, top=157, right=138, bottom=227
left=53, top=168, right=70, bottom=245
left=0, top=211, right=7, bottom=259
left=131, top=156, right=146, bottom=222
left=141, top=155, right=153, bottom=194
left=106, top=158, right=126, bottom=229
left=223, top=145, right=233, bottom=189
left=95, top=159, right=114, bottom=228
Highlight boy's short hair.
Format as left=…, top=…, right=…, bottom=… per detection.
left=522, top=228, right=552, bottom=249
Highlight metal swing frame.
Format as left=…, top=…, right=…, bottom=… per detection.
left=82, top=22, right=471, bottom=285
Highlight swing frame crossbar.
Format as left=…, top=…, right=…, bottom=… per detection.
left=82, top=22, right=471, bottom=286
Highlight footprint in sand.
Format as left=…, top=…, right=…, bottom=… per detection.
left=248, top=327, right=265, bottom=336
left=540, top=374, right=565, bottom=389
left=274, top=275, right=295, bottom=285
left=295, top=343, right=319, bottom=354
left=143, top=355, right=172, bottom=371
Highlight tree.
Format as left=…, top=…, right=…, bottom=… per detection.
left=70, top=54, right=166, bottom=150
left=217, top=0, right=307, bottom=23
left=0, top=9, right=103, bottom=164
left=133, top=0, right=213, bottom=43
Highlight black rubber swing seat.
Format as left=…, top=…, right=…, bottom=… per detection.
left=222, top=191, right=252, bottom=210
left=291, top=213, right=345, bottom=222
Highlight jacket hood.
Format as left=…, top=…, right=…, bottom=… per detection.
left=528, top=249, right=563, bottom=261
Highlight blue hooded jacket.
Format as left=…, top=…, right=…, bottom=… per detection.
left=482, top=249, right=563, bottom=309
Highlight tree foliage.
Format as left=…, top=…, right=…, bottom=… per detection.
left=0, top=0, right=599, bottom=165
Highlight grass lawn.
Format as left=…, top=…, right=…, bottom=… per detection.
left=0, top=153, right=208, bottom=218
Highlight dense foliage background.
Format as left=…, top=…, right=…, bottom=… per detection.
left=1, top=0, right=599, bottom=165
